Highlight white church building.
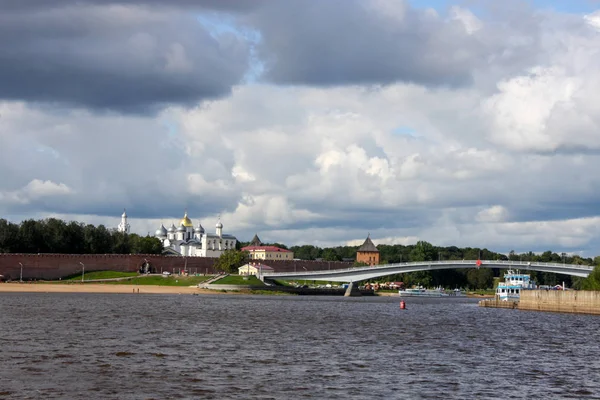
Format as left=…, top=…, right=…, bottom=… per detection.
left=117, top=209, right=130, bottom=234
left=154, top=211, right=237, bottom=257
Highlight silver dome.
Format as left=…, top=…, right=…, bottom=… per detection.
left=167, top=224, right=176, bottom=233
left=194, top=223, right=205, bottom=234
left=155, top=224, right=167, bottom=237
left=176, top=224, right=186, bottom=232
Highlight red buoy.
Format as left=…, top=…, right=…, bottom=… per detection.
left=400, top=300, right=406, bottom=310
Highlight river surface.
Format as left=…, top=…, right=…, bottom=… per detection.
left=0, top=293, right=599, bottom=399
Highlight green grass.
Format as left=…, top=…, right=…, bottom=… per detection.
left=106, top=275, right=212, bottom=286
left=273, top=279, right=295, bottom=287
left=211, top=275, right=264, bottom=285
left=274, top=279, right=345, bottom=287
left=65, top=271, right=139, bottom=281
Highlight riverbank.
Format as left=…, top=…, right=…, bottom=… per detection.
left=0, top=282, right=226, bottom=295
left=0, top=283, right=494, bottom=298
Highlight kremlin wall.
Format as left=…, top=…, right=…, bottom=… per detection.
left=0, top=253, right=353, bottom=281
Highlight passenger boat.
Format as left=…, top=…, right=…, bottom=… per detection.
left=496, top=269, right=537, bottom=301
left=399, top=286, right=449, bottom=297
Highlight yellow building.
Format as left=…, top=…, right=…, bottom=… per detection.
left=241, top=234, right=294, bottom=260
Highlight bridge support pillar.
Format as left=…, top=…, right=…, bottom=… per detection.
left=344, top=282, right=362, bottom=297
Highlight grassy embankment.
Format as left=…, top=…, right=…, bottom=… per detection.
left=61, top=271, right=213, bottom=286
left=65, top=271, right=138, bottom=280
left=209, top=275, right=298, bottom=295
left=211, top=275, right=264, bottom=285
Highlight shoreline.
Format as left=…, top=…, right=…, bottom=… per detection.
left=0, top=283, right=496, bottom=298
left=0, top=283, right=227, bottom=295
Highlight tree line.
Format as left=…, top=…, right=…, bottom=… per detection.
left=0, top=218, right=163, bottom=255
left=3, top=218, right=600, bottom=290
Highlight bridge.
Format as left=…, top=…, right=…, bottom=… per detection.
left=260, top=260, right=594, bottom=283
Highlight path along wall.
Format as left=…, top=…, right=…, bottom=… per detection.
left=0, top=254, right=353, bottom=281
left=519, top=290, right=600, bottom=315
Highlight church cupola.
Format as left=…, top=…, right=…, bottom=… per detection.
left=155, top=224, right=167, bottom=238
left=216, top=217, right=223, bottom=237
left=180, top=210, right=193, bottom=228
left=194, top=222, right=209, bottom=239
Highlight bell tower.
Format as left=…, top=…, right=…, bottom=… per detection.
left=117, top=208, right=130, bottom=234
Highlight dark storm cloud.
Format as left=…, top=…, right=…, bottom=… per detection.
left=247, top=0, right=485, bottom=87
left=0, top=3, right=250, bottom=113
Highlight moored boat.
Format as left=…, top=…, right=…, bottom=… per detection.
left=399, top=286, right=449, bottom=297
left=496, top=269, right=536, bottom=301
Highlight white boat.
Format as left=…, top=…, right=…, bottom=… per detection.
left=399, top=286, right=449, bottom=297
left=496, top=269, right=537, bottom=301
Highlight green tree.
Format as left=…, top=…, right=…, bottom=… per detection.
left=215, top=250, right=249, bottom=273
left=290, top=245, right=322, bottom=260
left=0, top=219, right=18, bottom=253
left=409, top=241, right=435, bottom=261
left=466, top=268, right=494, bottom=289
left=322, top=248, right=341, bottom=261
left=133, top=235, right=163, bottom=254
left=403, top=271, right=433, bottom=287
left=581, top=265, right=600, bottom=290
left=112, top=231, right=131, bottom=254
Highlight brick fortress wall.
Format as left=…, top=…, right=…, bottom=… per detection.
left=0, top=254, right=353, bottom=281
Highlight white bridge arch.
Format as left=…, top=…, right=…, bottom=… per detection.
left=260, top=260, right=593, bottom=282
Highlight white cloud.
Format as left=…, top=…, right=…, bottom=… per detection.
left=0, top=179, right=73, bottom=205
left=449, top=6, right=482, bottom=35
left=476, top=205, right=509, bottom=223
left=3, top=3, right=600, bottom=257
left=584, top=11, right=600, bottom=31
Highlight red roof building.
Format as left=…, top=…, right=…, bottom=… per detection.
left=241, top=245, right=294, bottom=261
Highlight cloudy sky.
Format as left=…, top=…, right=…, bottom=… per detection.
left=2, top=0, right=600, bottom=255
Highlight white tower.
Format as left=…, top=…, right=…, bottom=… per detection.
left=216, top=216, right=223, bottom=237
left=118, top=208, right=130, bottom=234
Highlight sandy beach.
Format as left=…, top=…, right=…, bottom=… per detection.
left=0, top=283, right=222, bottom=295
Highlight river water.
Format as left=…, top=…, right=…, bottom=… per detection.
left=0, top=293, right=599, bottom=399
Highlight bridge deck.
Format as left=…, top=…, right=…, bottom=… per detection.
left=260, top=260, right=593, bottom=282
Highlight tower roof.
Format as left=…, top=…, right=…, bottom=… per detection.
left=357, top=235, right=379, bottom=252
left=250, top=234, right=262, bottom=246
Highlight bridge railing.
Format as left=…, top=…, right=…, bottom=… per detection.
left=262, top=260, right=593, bottom=277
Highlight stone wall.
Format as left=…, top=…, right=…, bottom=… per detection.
left=0, top=253, right=353, bottom=281
left=519, top=290, right=600, bottom=315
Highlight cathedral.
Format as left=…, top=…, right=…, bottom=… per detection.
left=153, top=211, right=237, bottom=257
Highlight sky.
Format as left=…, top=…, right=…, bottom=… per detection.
left=2, top=0, right=600, bottom=256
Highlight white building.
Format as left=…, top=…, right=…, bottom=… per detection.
left=238, top=263, right=274, bottom=276
left=154, top=211, right=237, bottom=257
left=117, top=209, right=130, bottom=234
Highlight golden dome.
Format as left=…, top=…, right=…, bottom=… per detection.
left=180, top=212, right=193, bottom=227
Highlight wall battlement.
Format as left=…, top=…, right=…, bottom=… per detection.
left=0, top=253, right=353, bottom=281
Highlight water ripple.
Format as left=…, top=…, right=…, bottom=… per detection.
left=1, top=293, right=600, bottom=399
